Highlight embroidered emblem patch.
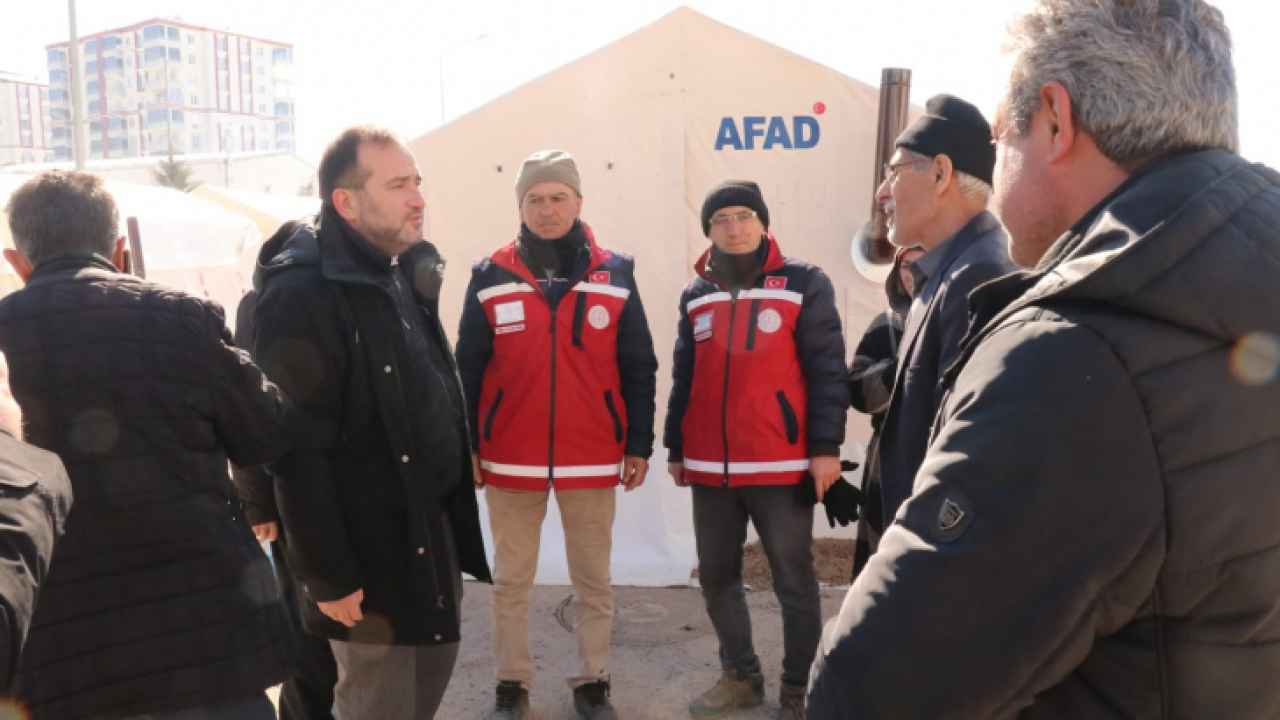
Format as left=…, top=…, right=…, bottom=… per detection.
left=757, top=308, right=782, bottom=334
left=938, top=499, right=966, bottom=531
left=765, top=276, right=788, bottom=290
left=494, top=300, right=525, bottom=326
left=588, top=305, right=610, bottom=330
left=590, top=271, right=611, bottom=284
left=693, top=311, right=713, bottom=342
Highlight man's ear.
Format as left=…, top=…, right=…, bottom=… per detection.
left=934, top=154, right=955, bottom=197
left=332, top=188, right=359, bottom=225
left=3, top=248, right=33, bottom=284
left=1040, top=81, right=1077, bottom=165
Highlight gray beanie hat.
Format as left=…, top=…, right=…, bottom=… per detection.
left=515, top=149, right=582, bottom=204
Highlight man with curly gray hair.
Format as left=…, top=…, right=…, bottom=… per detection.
left=810, top=1, right=1280, bottom=718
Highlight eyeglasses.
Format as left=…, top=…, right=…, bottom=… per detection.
left=709, top=210, right=759, bottom=227
left=883, top=158, right=932, bottom=182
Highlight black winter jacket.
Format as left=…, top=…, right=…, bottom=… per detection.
left=0, top=255, right=295, bottom=719
left=810, top=149, right=1280, bottom=718
left=0, top=432, right=71, bottom=692
left=253, top=212, right=491, bottom=646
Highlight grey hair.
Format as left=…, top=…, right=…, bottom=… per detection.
left=956, top=172, right=992, bottom=203
left=1005, top=0, right=1237, bottom=168
left=7, top=171, right=119, bottom=266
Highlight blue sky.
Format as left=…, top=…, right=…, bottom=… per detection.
left=3, top=0, right=1276, bottom=168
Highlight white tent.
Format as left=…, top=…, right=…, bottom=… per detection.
left=411, top=7, right=895, bottom=585
left=0, top=177, right=262, bottom=316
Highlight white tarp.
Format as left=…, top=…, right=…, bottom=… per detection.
left=0, top=177, right=262, bottom=316
left=411, top=8, right=893, bottom=585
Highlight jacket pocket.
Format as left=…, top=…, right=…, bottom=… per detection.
left=604, top=390, right=624, bottom=443
left=483, top=389, right=505, bottom=441
left=776, top=391, right=799, bottom=445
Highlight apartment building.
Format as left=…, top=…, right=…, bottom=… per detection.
left=46, top=18, right=295, bottom=161
left=0, top=73, right=55, bottom=165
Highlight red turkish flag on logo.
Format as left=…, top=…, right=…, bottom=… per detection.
left=765, top=276, right=787, bottom=290
left=590, top=271, right=611, bottom=284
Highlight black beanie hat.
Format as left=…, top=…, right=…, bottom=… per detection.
left=895, top=94, right=995, bottom=185
left=700, top=180, right=770, bottom=237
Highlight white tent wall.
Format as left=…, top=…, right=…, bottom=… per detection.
left=412, top=7, right=897, bottom=586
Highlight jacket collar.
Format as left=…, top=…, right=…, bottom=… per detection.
left=912, top=211, right=1002, bottom=300
left=693, top=231, right=786, bottom=288
left=490, top=221, right=611, bottom=296
left=27, top=253, right=120, bottom=284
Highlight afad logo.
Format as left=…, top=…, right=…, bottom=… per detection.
left=715, top=102, right=825, bottom=151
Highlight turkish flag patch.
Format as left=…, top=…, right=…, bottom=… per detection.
left=590, top=271, right=611, bottom=284
left=765, top=276, right=787, bottom=290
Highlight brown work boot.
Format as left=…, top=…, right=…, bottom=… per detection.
left=573, top=678, right=618, bottom=719
left=485, top=680, right=532, bottom=720
left=778, top=682, right=807, bottom=720
left=688, top=668, right=765, bottom=717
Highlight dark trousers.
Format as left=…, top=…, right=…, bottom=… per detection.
left=691, top=483, right=821, bottom=687
left=122, top=694, right=275, bottom=720
left=273, top=532, right=339, bottom=720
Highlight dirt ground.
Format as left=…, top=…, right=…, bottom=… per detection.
left=434, top=539, right=855, bottom=719
left=269, top=540, right=856, bottom=719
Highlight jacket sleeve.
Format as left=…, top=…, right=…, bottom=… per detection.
left=616, top=267, right=658, bottom=458
left=206, top=299, right=293, bottom=470
left=254, top=279, right=364, bottom=602
left=662, top=289, right=695, bottom=462
left=932, top=259, right=1012, bottom=406
left=454, top=267, right=493, bottom=449
left=849, top=313, right=901, bottom=416
left=229, top=291, right=280, bottom=526
left=807, top=319, right=1165, bottom=719
left=796, top=269, right=849, bottom=456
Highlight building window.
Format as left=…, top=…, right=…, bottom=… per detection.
left=147, top=108, right=168, bottom=124
left=272, top=48, right=292, bottom=63
left=18, top=98, right=29, bottom=114
left=257, top=85, right=266, bottom=95
left=84, top=38, right=97, bottom=53
left=169, top=48, right=181, bottom=61
left=256, top=66, right=265, bottom=77
left=240, top=38, right=251, bottom=53
left=241, top=62, right=251, bottom=74
left=217, top=37, right=228, bottom=52
left=86, top=60, right=98, bottom=74
left=49, top=70, right=68, bottom=84
left=188, top=34, right=196, bottom=44
left=86, top=80, right=99, bottom=96
left=47, top=48, right=67, bottom=63
left=108, top=117, right=125, bottom=131
left=19, top=119, right=30, bottom=131
left=102, top=36, right=122, bottom=51
left=170, top=89, right=183, bottom=103
left=219, top=95, right=229, bottom=111
left=188, top=54, right=197, bottom=64
left=104, top=57, right=123, bottom=71
left=90, top=139, right=102, bottom=152
left=167, top=27, right=179, bottom=41
left=190, top=94, right=199, bottom=105
left=171, top=110, right=185, bottom=124
left=50, top=108, right=68, bottom=121
left=142, top=25, right=165, bottom=42
left=274, top=101, right=292, bottom=116
left=88, top=100, right=100, bottom=114
left=217, top=58, right=229, bottom=71
left=192, top=135, right=201, bottom=150
left=258, top=103, right=265, bottom=113
left=52, top=127, right=69, bottom=140
left=218, top=76, right=229, bottom=91
left=276, top=121, right=291, bottom=134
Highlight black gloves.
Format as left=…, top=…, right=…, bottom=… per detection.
left=796, top=460, right=864, bottom=528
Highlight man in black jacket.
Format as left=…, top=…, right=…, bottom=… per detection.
left=0, top=353, right=71, bottom=692
left=253, top=126, right=491, bottom=720
left=872, top=95, right=1017, bottom=527
left=809, top=1, right=1280, bottom=718
left=0, top=170, right=294, bottom=720
left=231, top=291, right=338, bottom=720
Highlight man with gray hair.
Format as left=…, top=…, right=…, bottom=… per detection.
left=0, top=170, right=294, bottom=719
left=810, top=1, right=1280, bottom=718
left=869, top=94, right=1016, bottom=532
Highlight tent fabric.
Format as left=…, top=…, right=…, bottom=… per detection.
left=0, top=177, right=263, bottom=317
left=411, top=7, right=898, bottom=585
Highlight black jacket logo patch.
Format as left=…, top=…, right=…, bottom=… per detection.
left=938, top=499, right=965, bottom=531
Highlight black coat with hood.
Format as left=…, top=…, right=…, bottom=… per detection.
left=810, top=149, right=1280, bottom=719
left=252, top=211, right=491, bottom=647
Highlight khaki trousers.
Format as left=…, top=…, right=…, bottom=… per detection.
left=486, top=485, right=616, bottom=689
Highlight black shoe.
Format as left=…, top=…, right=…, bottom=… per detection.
left=486, top=680, right=532, bottom=720
left=573, top=679, right=618, bottom=719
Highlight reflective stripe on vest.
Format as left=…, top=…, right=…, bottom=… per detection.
left=683, top=458, right=810, bottom=474
left=480, top=460, right=623, bottom=478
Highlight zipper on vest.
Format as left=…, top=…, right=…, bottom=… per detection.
left=720, top=298, right=739, bottom=486
left=745, top=298, right=762, bottom=351
left=548, top=306, right=558, bottom=489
